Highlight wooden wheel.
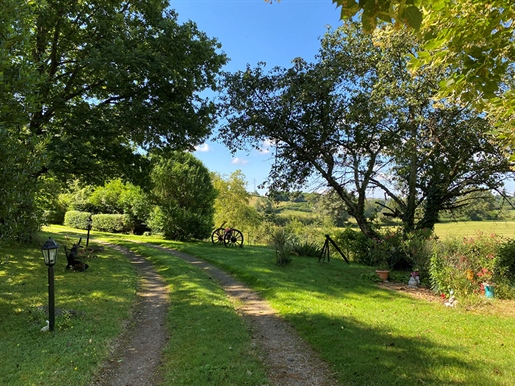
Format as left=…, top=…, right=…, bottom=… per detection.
left=211, top=227, right=225, bottom=245
left=224, top=228, right=244, bottom=248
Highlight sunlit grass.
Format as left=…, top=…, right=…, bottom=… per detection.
left=99, top=239, right=270, bottom=385
left=24, top=224, right=515, bottom=385
left=147, top=235, right=515, bottom=386
left=0, top=230, right=137, bottom=386
left=434, top=220, right=515, bottom=238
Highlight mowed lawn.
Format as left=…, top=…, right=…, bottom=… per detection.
left=2, top=222, right=515, bottom=385
left=435, top=220, right=515, bottom=238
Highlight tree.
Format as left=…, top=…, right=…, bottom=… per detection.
left=455, top=191, right=500, bottom=221
left=150, top=152, right=216, bottom=241
left=0, top=0, right=45, bottom=241
left=211, top=171, right=261, bottom=233
left=269, top=0, right=515, bottom=152
left=218, top=23, right=512, bottom=238
left=333, top=0, right=515, bottom=153
left=5, top=0, right=227, bottom=185
left=315, top=190, right=350, bottom=227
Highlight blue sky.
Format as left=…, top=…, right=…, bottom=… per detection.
left=171, top=0, right=342, bottom=193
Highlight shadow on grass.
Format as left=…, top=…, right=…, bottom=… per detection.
left=40, top=228, right=511, bottom=385
left=159, top=241, right=509, bottom=386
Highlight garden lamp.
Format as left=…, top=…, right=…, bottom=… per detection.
left=41, top=237, right=59, bottom=332
left=86, top=216, right=93, bottom=248
left=41, top=237, right=59, bottom=266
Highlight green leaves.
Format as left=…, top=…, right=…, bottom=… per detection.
left=332, top=0, right=515, bottom=150
left=5, top=0, right=227, bottom=184
left=150, top=152, right=216, bottom=241
left=402, top=6, right=422, bottom=30
left=334, top=0, right=422, bottom=31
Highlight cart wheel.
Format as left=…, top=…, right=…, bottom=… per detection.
left=224, top=228, right=244, bottom=247
left=211, top=228, right=225, bottom=245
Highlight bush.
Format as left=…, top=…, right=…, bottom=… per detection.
left=151, top=152, right=216, bottom=241
left=334, top=227, right=433, bottom=272
left=291, top=240, right=322, bottom=258
left=42, top=209, right=66, bottom=225
left=92, top=214, right=131, bottom=233
left=64, top=211, right=92, bottom=229
left=429, top=232, right=515, bottom=300
left=270, top=227, right=293, bottom=265
left=333, top=228, right=371, bottom=264
left=497, top=239, right=515, bottom=281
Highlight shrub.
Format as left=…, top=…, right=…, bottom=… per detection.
left=399, top=228, right=435, bottom=279
left=270, top=227, right=293, bottom=265
left=151, top=152, right=216, bottom=241
left=334, top=227, right=434, bottom=272
left=64, top=211, right=92, bottom=229
left=429, top=232, right=515, bottom=300
left=333, top=228, right=371, bottom=264
left=290, top=240, right=322, bottom=258
left=92, top=214, right=131, bottom=233
left=497, top=239, right=515, bottom=281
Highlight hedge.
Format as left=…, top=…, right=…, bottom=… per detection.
left=91, top=213, right=132, bottom=233
left=64, top=211, right=92, bottom=230
left=64, top=211, right=132, bottom=233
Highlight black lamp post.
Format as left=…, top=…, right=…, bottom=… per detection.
left=41, top=237, right=59, bottom=332
left=86, top=216, right=92, bottom=248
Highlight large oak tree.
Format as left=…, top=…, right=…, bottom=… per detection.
left=1, top=0, right=226, bottom=240
left=218, top=23, right=512, bottom=238
left=11, top=0, right=227, bottom=185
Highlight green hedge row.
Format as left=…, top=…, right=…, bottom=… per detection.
left=64, top=211, right=132, bottom=233
left=92, top=213, right=132, bottom=233
left=64, top=211, right=92, bottom=230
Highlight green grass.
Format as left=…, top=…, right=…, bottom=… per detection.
left=434, top=220, right=515, bottom=238
left=147, top=236, right=515, bottom=386
left=0, top=231, right=137, bottom=386
left=101, top=239, right=270, bottom=385
left=4, top=223, right=515, bottom=385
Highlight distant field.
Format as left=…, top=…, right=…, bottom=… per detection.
left=434, top=220, right=515, bottom=238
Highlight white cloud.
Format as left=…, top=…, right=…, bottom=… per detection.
left=231, top=157, right=248, bottom=165
left=195, top=143, right=210, bottom=152
left=257, top=139, right=274, bottom=154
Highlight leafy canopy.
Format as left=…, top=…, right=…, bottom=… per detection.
left=218, top=23, right=512, bottom=237
left=268, top=0, right=515, bottom=150
left=7, top=0, right=227, bottom=185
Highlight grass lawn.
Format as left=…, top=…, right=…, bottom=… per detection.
left=3, top=223, right=515, bottom=385
left=0, top=231, right=138, bottom=386
left=434, top=220, right=515, bottom=238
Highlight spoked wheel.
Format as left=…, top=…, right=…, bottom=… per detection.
left=223, top=228, right=244, bottom=248
left=211, top=228, right=225, bottom=245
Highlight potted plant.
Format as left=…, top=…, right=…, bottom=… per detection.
left=375, top=257, right=390, bottom=281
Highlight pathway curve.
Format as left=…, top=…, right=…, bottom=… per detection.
left=146, top=244, right=339, bottom=386
left=92, top=241, right=340, bottom=386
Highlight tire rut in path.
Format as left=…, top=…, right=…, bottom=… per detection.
left=91, top=243, right=169, bottom=386
left=92, top=242, right=339, bottom=386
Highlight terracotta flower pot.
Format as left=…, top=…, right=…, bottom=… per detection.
left=375, top=269, right=389, bottom=281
